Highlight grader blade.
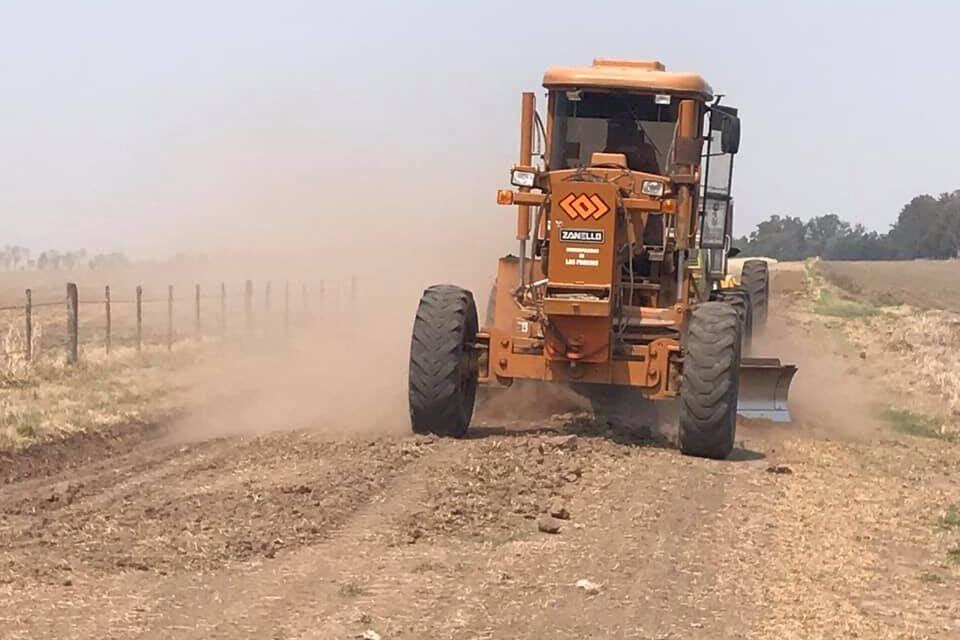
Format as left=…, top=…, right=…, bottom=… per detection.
left=737, top=357, right=797, bottom=422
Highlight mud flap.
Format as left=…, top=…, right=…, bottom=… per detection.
left=737, top=357, right=797, bottom=422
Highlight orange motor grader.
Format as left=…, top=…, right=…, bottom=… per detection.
left=408, top=58, right=795, bottom=459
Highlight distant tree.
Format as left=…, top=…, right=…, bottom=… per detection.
left=739, top=215, right=808, bottom=260
left=37, top=250, right=62, bottom=270
left=888, top=195, right=944, bottom=259
left=88, top=252, right=131, bottom=271
left=738, top=189, right=960, bottom=261
left=804, top=214, right=851, bottom=257
left=823, top=224, right=895, bottom=260
left=929, top=191, right=960, bottom=258
left=10, top=246, right=27, bottom=270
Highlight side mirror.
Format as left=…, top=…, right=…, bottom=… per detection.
left=727, top=246, right=741, bottom=258
left=721, top=116, right=740, bottom=154
left=712, top=105, right=741, bottom=155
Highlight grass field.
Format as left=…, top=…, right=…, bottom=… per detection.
left=818, top=259, right=960, bottom=310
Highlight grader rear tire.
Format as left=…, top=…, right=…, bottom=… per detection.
left=715, top=286, right=754, bottom=354
left=715, top=286, right=753, bottom=355
left=741, top=259, right=769, bottom=333
left=409, top=285, right=479, bottom=437
left=678, top=302, right=742, bottom=460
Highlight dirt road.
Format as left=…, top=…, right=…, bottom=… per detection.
left=3, top=266, right=960, bottom=639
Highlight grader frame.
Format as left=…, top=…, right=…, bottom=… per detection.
left=408, top=58, right=795, bottom=459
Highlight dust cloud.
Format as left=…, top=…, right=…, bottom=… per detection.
left=751, top=267, right=885, bottom=441
left=150, top=117, right=515, bottom=441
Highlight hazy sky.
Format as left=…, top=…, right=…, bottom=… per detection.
left=0, top=0, right=956, bottom=257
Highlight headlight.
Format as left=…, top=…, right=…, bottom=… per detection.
left=641, top=180, right=665, bottom=197
left=511, top=169, right=536, bottom=188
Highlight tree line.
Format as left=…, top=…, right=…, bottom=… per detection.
left=0, top=246, right=132, bottom=271
left=736, top=190, right=960, bottom=260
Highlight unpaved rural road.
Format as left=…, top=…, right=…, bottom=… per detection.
left=3, top=266, right=960, bottom=639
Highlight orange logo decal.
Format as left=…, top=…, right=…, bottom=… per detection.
left=559, top=193, right=610, bottom=220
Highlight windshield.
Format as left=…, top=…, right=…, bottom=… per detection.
left=549, top=90, right=678, bottom=174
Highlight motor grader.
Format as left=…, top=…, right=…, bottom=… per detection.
left=408, top=58, right=795, bottom=459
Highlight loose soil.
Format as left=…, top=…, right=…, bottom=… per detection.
left=3, top=263, right=960, bottom=639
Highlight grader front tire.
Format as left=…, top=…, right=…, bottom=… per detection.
left=408, top=285, right=479, bottom=438
left=678, top=302, right=742, bottom=460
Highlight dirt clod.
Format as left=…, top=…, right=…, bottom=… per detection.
left=543, top=434, right=578, bottom=451
left=766, top=464, right=794, bottom=475
left=537, top=515, right=563, bottom=534
left=549, top=499, right=570, bottom=520
left=575, top=578, right=602, bottom=595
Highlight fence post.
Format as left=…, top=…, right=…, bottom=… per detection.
left=136, top=285, right=143, bottom=353
left=220, top=283, right=227, bottom=334
left=350, top=275, right=357, bottom=310
left=284, top=280, right=290, bottom=336
left=195, top=284, right=201, bottom=338
left=167, top=285, right=174, bottom=351
left=24, top=289, right=32, bottom=362
left=303, top=283, right=310, bottom=316
left=245, top=280, right=253, bottom=330
left=105, top=285, right=112, bottom=356
left=265, top=280, right=272, bottom=313
left=66, top=283, right=79, bottom=364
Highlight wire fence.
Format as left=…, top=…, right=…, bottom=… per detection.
left=0, top=278, right=357, bottom=364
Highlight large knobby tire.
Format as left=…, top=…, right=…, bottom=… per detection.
left=741, top=260, right=769, bottom=333
left=715, top=286, right=753, bottom=355
left=678, top=302, right=742, bottom=460
left=409, top=285, right=479, bottom=437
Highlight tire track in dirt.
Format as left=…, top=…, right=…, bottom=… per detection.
left=133, top=437, right=465, bottom=639
left=0, top=432, right=440, bottom=639
left=372, top=436, right=773, bottom=639
left=133, top=428, right=760, bottom=640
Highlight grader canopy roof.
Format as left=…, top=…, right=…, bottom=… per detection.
left=543, top=58, right=713, bottom=98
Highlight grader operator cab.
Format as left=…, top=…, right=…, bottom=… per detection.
left=408, top=58, right=796, bottom=459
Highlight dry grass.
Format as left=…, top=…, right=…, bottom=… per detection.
left=846, top=309, right=960, bottom=420
left=803, top=261, right=960, bottom=423
left=0, top=265, right=325, bottom=449
left=0, top=344, right=197, bottom=449
left=938, top=507, right=960, bottom=530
